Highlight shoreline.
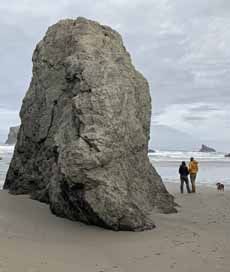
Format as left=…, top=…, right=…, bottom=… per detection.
left=0, top=182, right=229, bottom=271
left=165, top=180, right=230, bottom=189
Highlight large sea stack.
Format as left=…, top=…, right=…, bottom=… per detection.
left=4, top=18, right=176, bottom=231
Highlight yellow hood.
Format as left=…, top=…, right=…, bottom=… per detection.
left=189, top=160, right=198, bottom=174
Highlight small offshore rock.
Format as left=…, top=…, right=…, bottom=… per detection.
left=199, top=144, right=216, bottom=152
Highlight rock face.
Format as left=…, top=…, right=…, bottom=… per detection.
left=5, top=126, right=20, bottom=145
left=4, top=18, right=176, bottom=231
left=199, top=144, right=216, bottom=153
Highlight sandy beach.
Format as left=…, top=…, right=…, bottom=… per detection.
left=0, top=183, right=228, bottom=272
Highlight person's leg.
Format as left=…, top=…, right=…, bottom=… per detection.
left=190, top=174, right=194, bottom=192
left=190, top=174, right=196, bottom=193
left=185, top=177, right=191, bottom=193
left=193, top=174, right=197, bottom=192
left=180, top=177, right=184, bottom=193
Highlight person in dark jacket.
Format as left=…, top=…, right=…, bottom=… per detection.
left=179, top=161, right=191, bottom=194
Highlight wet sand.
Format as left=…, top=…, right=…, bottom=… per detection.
left=0, top=183, right=229, bottom=272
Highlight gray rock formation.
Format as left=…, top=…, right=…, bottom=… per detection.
left=199, top=144, right=216, bottom=152
left=5, top=126, right=20, bottom=145
left=4, top=17, right=176, bottom=231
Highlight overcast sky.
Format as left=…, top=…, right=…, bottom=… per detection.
left=0, top=0, right=229, bottom=150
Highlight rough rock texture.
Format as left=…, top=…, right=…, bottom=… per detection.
left=5, top=126, right=20, bottom=145
left=199, top=144, right=216, bottom=153
left=4, top=17, right=176, bottom=231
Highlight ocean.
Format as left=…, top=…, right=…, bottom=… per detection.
left=0, top=145, right=230, bottom=189
left=0, top=145, right=15, bottom=188
left=149, top=150, right=230, bottom=187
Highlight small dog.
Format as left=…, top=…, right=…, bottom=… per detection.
left=216, top=182, right=224, bottom=192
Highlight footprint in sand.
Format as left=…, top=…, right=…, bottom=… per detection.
left=27, top=268, right=40, bottom=272
left=169, top=261, right=177, bottom=269
left=211, top=247, right=218, bottom=253
left=172, top=240, right=185, bottom=246
left=192, top=231, right=200, bottom=237
left=217, top=256, right=225, bottom=260
left=98, top=265, right=122, bottom=272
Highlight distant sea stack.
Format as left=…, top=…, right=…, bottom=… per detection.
left=4, top=17, right=176, bottom=231
left=5, top=126, right=20, bottom=145
left=199, top=144, right=216, bottom=153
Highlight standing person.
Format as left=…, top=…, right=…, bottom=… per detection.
left=189, top=157, right=199, bottom=193
left=179, top=161, right=191, bottom=194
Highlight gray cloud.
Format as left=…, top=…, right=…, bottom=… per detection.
left=190, top=105, right=220, bottom=112
left=0, top=0, right=229, bottom=148
left=183, top=116, right=206, bottom=122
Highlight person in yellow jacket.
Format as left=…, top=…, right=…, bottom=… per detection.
left=189, top=157, right=199, bottom=193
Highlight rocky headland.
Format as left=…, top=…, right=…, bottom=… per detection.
left=5, top=126, right=20, bottom=145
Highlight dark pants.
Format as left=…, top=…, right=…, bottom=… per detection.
left=180, top=176, right=191, bottom=193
